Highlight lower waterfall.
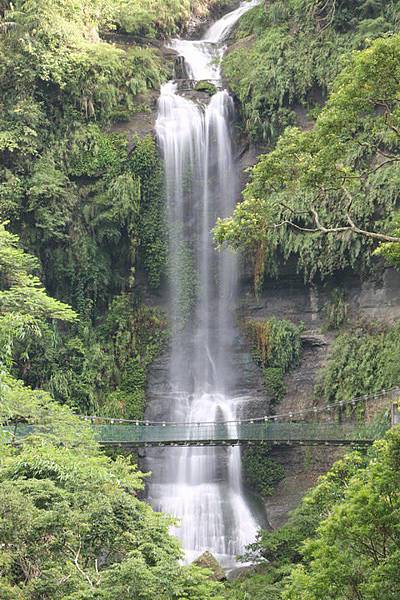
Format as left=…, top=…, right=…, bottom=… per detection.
left=146, top=0, right=261, bottom=568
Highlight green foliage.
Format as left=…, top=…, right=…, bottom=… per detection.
left=131, top=135, right=168, bottom=290
left=316, top=321, right=400, bottom=402
left=0, top=223, right=77, bottom=377
left=0, top=223, right=76, bottom=322
left=244, top=318, right=302, bottom=403
left=0, top=0, right=166, bottom=130
left=14, top=294, right=167, bottom=418
left=223, top=0, right=399, bottom=142
left=374, top=210, right=400, bottom=268
left=194, top=80, right=218, bottom=95
left=0, top=0, right=168, bottom=307
left=323, top=288, right=349, bottom=330
left=244, top=318, right=303, bottom=371
left=0, top=0, right=169, bottom=422
left=242, top=445, right=285, bottom=497
left=68, top=125, right=128, bottom=177
left=114, top=0, right=227, bottom=37
left=283, top=425, right=400, bottom=599
left=216, top=34, right=400, bottom=284
left=0, top=379, right=223, bottom=600
left=264, top=367, right=286, bottom=404
left=226, top=448, right=372, bottom=599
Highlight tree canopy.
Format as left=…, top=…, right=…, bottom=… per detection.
left=216, top=34, right=400, bottom=289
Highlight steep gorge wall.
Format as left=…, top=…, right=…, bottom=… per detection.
left=237, top=265, right=400, bottom=525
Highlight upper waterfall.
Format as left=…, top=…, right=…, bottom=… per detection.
left=169, top=0, right=261, bottom=82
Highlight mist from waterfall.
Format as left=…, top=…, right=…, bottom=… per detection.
left=147, top=1, right=261, bottom=568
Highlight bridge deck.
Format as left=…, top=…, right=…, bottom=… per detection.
left=3, top=421, right=384, bottom=447
left=92, top=421, right=379, bottom=447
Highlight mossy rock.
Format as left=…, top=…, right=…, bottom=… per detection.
left=193, top=551, right=226, bottom=580
left=194, top=80, right=218, bottom=95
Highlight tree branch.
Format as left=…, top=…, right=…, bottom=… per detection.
left=66, top=541, right=95, bottom=588
left=268, top=197, right=400, bottom=243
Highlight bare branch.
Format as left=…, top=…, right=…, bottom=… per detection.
left=267, top=194, right=400, bottom=243
left=66, top=541, right=94, bottom=588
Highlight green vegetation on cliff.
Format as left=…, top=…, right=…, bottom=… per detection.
left=0, top=0, right=174, bottom=417
left=216, top=34, right=400, bottom=288
left=316, top=321, right=400, bottom=403
left=2, top=1, right=400, bottom=599
left=0, top=194, right=223, bottom=600
left=224, top=0, right=400, bottom=142
left=244, top=317, right=303, bottom=404
left=242, top=445, right=285, bottom=497
left=115, top=0, right=231, bottom=37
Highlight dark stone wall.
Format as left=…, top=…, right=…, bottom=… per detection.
left=238, top=264, right=400, bottom=526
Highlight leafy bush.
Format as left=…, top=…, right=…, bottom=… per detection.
left=194, top=80, right=218, bottom=95
left=227, top=448, right=372, bottom=599
left=316, top=321, right=400, bottom=402
left=264, top=367, right=286, bottom=404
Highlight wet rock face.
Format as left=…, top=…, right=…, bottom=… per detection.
left=174, top=55, right=190, bottom=79
left=241, top=266, right=400, bottom=328
left=264, top=446, right=345, bottom=529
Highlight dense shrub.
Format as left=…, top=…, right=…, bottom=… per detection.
left=316, top=321, right=400, bottom=402
left=244, top=317, right=303, bottom=404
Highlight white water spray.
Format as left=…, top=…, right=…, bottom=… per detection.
left=147, top=0, right=261, bottom=568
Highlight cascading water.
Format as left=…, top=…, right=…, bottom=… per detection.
left=147, top=0, right=261, bottom=568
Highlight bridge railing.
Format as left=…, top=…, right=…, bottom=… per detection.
left=2, top=420, right=387, bottom=446
left=2, top=387, right=398, bottom=447
left=78, top=386, right=400, bottom=425
left=89, top=419, right=389, bottom=445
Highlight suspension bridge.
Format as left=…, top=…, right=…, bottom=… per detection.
left=5, top=388, right=400, bottom=449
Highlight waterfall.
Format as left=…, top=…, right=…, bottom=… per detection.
left=147, top=0, right=261, bottom=568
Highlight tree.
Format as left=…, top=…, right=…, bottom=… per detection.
left=0, top=384, right=224, bottom=600
left=215, top=35, right=400, bottom=288
left=283, top=426, right=400, bottom=599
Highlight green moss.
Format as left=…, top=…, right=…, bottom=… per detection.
left=242, top=445, right=285, bottom=497
left=194, top=80, right=218, bottom=95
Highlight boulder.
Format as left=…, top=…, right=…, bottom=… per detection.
left=192, top=551, right=226, bottom=581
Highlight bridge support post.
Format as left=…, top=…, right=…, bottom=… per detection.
left=391, top=403, right=400, bottom=427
